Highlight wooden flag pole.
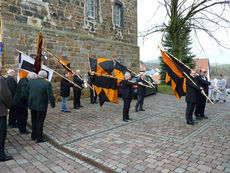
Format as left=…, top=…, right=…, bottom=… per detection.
left=167, top=52, right=223, bottom=95
left=45, top=49, right=94, bottom=90
left=183, top=72, right=214, bottom=104
left=53, top=70, right=82, bottom=89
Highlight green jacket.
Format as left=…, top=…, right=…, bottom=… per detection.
left=6, top=76, right=17, bottom=97
left=13, top=77, right=28, bottom=108
left=27, top=78, right=55, bottom=111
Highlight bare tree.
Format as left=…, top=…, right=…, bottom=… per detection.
left=140, top=0, right=230, bottom=60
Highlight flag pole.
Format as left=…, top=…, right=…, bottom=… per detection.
left=167, top=52, right=223, bottom=95
left=45, top=49, right=94, bottom=90
left=53, top=71, right=82, bottom=89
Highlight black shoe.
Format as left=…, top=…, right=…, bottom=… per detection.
left=202, top=116, right=208, bottom=119
left=36, top=138, right=48, bottom=143
left=79, top=105, right=83, bottom=107
left=187, top=121, right=195, bottom=125
left=64, top=110, right=71, bottom=113
left=20, top=131, right=30, bottom=135
left=127, top=118, right=132, bottom=121
left=31, top=137, right=36, bottom=141
left=123, top=119, right=128, bottom=122
left=74, top=107, right=79, bottom=109
left=139, top=109, right=145, bottom=111
left=224, top=100, right=226, bottom=103
left=0, top=155, right=13, bottom=162
left=91, top=102, right=94, bottom=104
left=94, top=102, right=98, bottom=104
left=135, top=108, right=139, bottom=112
left=196, top=117, right=202, bottom=120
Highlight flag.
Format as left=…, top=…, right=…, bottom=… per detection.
left=17, top=51, right=53, bottom=82
left=55, top=56, right=72, bottom=79
left=114, top=61, right=131, bottom=83
left=89, top=57, right=114, bottom=75
left=32, top=31, right=43, bottom=74
left=89, top=74, right=119, bottom=106
left=160, top=49, right=186, bottom=99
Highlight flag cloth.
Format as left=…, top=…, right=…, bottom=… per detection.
left=114, top=60, right=131, bottom=83
left=160, top=49, right=186, bottom=99
left=17, top=51, right=53, bottom=82
left=55, top=56, right=72, bottom=79
left=89, top=74, right=119, bottom=106
left=89, top=57, right=114, bottom=75
left=32, top=31, right=43, bottom=74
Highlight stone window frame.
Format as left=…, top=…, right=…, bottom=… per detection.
left=87, top=0, right=100, bottom=21
left=113, top=0, right=124, bottom=28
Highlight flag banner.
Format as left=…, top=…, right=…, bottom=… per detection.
left=55, top=56, right=72, bottom=79
left=160, top=49, right=186, bottom=99
left=89, top=57, right=115, bottom=75
left=17, top=51, right=53, bottom=82
left=32, top=31, right=43, bottom=74
left=89, top=74, right=119, bottom=106
left=114, top=60, right=131, bottom=83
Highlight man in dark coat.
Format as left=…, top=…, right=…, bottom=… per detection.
left=195, top=69, right=214, bottom=120
left=6, top=69, right=17, bottom=128
left=60, top=72, right=73, bottom=112
left=0, top=63, right=13, bottom=162
left=88, top=73, right=97, bottom=104
left=73, top=70, right=84, bottom=109
left=27, top=70, right=55, bottom=143
left=135, top=73, right=148, bottom=112
left=13, top=72, right=37, bottom=134
left=121, top=72, right=136, bottom=122
left=185, top=70, right=205, bottom=125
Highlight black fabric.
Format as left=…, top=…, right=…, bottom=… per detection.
left=15, top=106, right=28, bottom=133
left=136, top=95, right=144, bottom=110
left=186, top=103, right=196, bottom=122
left=13, top=77, right=28, bottom=109
left=8, top=105, right=17, bottom=126
left=60, top=77, right=73, bottom=97
left=121, top=80, right=136, bottom=99
left=88, top=75, right=97, bottom=103
left=6, top=76, right=17, bottom=97
left=31, top=110, right=46, bottom=142
left=0, top=116, right=7, bottom=159
left=99, top=60, right=114, bottom=74
left=73, top=90, right=81, bottom=108
left=73, top=75, right=84, bottom=91
left=89, top=57, right=98, bottom=72
left=123, top=98, right=131, bottom=120
left=185, top=77, right=201, bottom=103
left=197, top=76, right=210, bottom=94
left=91, top=75, right=117, bottom=90
left=137, top=78, right=147, bottom=96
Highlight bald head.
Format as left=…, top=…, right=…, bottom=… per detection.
left=76, top=70, right=81, bottom=75
left=7, top=69, right=16, bottom=77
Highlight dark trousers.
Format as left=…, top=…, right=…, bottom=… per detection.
left=31, top=110, right=46, bottom=142
left=136, top=95, right=144, bottom=110
left=123, top=98, right=132, bottom=120
left=186, top=103, right=196, bottom=122
left=15, top=107, right=28, bottom=133
left=0, top=116, right=7, bottom=159
left=90, top=88, right=97, bottom=103
left=195, top=95, right=206, bottom=117
left=74, top=89, right=81, bottom=108
left=8, top=105, right=16, bottom=126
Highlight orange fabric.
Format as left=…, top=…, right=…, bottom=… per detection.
left=102, top=88, right=119, bottom=104
left=171, top=79, right=180, bottom=100
left=55, top=56, right=72, bottom=80
left=165, top=72, right=171, bottom=84
left=114, top=69, right=124, bottom=84
left=183, top=78, right=187, bottom=93
left=19, top=69, right=29, bottom=80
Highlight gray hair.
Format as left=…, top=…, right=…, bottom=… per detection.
left=7, top=69, right=15, bottom=75
left=27, top=72, right=38, bottom=80
left=38, top=70, right=47, bottom=78
left=124, top=72, right=131, bottom=79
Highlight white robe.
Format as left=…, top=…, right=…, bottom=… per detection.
left=216, top=78, right=227, bottom=101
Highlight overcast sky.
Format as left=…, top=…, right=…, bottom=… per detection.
left=137, top=0, right=230, bottom=64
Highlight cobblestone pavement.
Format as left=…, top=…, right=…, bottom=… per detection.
left=1, top=93, right=230, bottom=173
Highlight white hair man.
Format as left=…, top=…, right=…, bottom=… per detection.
left=27, top=70, right=55, bottom=143
left=0, top=63, right=13, bottom=161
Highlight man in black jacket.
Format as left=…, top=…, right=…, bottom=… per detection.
left=195, top=69, right=214, bottom=120
left=73, top=70, right=84, bottom=109
left=186, top=70, right=205, bottom=125
left=60, top=72, right=73, bottom=112
left=121, top=72, right=136, bottom=122
left=135, top=73, right=148, bottom=112
left=6, top=69, right=17, bottom=128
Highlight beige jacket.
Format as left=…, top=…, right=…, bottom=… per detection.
left=0, top=76, right=12, bottom=116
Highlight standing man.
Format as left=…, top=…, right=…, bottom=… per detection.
left=13, top=72, right=37, bottom=134
left=0, top=63, right=13, bottom=162
left=6, top=69, right=17, bottom=128
left=88, top=73, right=97, bottom=104
left=73, top=70, right=84, bottom=109
left=121, top=72, right=136, bottom=122
left=216, top=74, right=227, bottom=103
left=60, top=72, right=73, bottom=112
left=195, top=69, right=214, bottom=120
left=135, top=73, right=147, bottom=112
left=27, top=70, right=55, bottom=143
left=185, top=70, right=205, bottom=125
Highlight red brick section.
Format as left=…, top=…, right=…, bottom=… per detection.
left=194, top=58, right=210, bottom=73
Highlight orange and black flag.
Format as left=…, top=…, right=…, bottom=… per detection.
left=114, top=61, right=131, bottom=83
left=55, top=56, right=72, bottom=80
left=160, top=49, right=186, bottom=99
left=89, top=73, right=119, bottom=106
left=32, top=31, right=43, bottom=74
left=89, top=57, right=114, bottom=75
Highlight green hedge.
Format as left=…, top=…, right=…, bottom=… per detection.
left=158, top=84, right=174, bottom=95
